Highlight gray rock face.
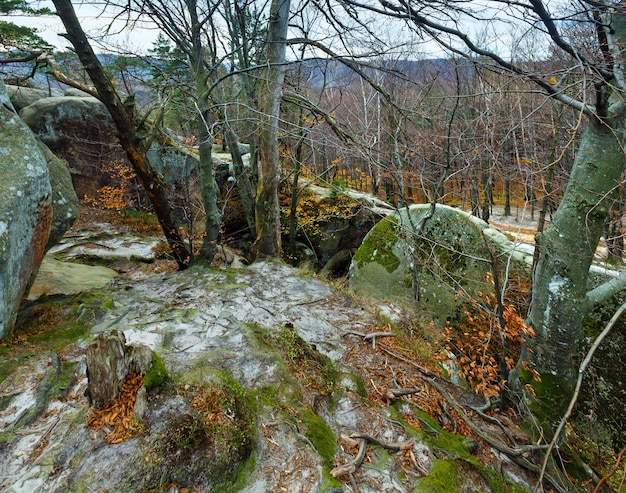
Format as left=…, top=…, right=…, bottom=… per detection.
left=18, top=95, right=122, bottom=201
left=350, top=204, right=530, bottom=325
left=0, top=79, right=52, bottom=339
left=19, top=95, right=111, bottom=144
left=36, top=142, right=80, bottom=248
left=6, top=85, right=63, bottom=112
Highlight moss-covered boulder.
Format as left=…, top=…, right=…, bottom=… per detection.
left=349, top=204, right=531, bottom=324
left=0, top=79, right=52, bottom=339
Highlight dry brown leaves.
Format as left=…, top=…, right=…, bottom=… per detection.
left=344, top=324, right=479, bottom=440
left=87, top=373, right=144, bottom=444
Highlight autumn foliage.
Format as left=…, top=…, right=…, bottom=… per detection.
left=437, top=287, right=537, bottom=398
left=84, top=159, right=137, bottom=210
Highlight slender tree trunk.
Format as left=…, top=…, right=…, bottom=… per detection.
left=188, top=0, right=221, bottom=264
left=254, top=0, right=290, bottom=257
left=52, top=0, right=191, bottom=269
left=225, top=128, right=256, bottom=232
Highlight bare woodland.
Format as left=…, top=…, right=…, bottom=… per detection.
left=2, top=0, right=626, bottom=491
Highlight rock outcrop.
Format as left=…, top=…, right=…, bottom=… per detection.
left=37, top=141, right=81, bottom=248
left=0, top=79, right=52, bottom=339
left=6, top=85, right=63, bottom=112
left=19, top=95, right=121, bottom=202
left=350, top=204, right=531, bottom=325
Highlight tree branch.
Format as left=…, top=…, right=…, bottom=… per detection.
left=585, top=268, right=626, bottom=309
left=37, top=53, right=99, bottom=98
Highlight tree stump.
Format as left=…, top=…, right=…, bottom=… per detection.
left=85, top=330, right=153, bottom=413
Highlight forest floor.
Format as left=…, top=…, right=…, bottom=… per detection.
left=0, top=205, right=609, bottom=493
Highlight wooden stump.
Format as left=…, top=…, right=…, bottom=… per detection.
left=85, top=330, right=153, bottom=412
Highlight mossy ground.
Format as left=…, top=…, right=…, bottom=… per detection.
left=143, top=352, right=168, bottom=390
left=0, top=294, right=97, bottom=385
left=140, top=368, right=257, bottom=492
left=388, top=406, right=528, bottom=493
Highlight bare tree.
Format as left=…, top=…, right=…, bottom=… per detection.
left=333, top=0, right=626, bottom=419
left=254, top=0, right=291, bottom=257
left=51, top=0, right=192, bottom=269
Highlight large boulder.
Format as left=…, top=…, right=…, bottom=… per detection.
left=37, top=142, right=81, bottom=248
left=19, top=95, right=126, bottom=202
left=0, top=79, right=52, bottom=339
left=6, top=85, right=63, bottom=112
left=349, top=204, right=531, bottom=325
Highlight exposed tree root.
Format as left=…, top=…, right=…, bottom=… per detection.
left=331, top=432, right=415, bottom=492
left=373, top=342, right=573, bottom=493
left=381, top=387, right=421, bottom=405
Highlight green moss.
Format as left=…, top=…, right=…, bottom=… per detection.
left=344, top=372, right=367, bottom=397
left=145, top=368, right=257, bottom=492
left=250, top=323, right=337, bottom=399
left=144, top=352, right=168, bottom=390
left=472, top=460, right=529, bottom=493
left=320, top=468, right=344, bottom=491
left=54, top=361, right=78, bottom=398
left=101, top=298, right=115, bottom=310
left=522, top=369, right=573, bottom=439
left=414, top=458, right=460, bottom=492
left=299, top=408, right=337, bottom=468
left=0, top=431, right=16, bottom=443
left=353, top=216, right=401, bottom=273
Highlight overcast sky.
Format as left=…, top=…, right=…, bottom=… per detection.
left=12, top=3, right=162, bottom=53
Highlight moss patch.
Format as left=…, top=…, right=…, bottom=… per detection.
left=143, top=368, right=257, bottom=492
left=143, top=352, right=168, bottom=390
left=414, top=458, right=460, bottom=492
left=352, top=216, right=401, bottom=273
left=299, top=408, right=337, bottom=468
left=0, top=297, right=94, bottom=385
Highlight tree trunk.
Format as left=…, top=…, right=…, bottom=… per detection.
left=188, top=0, right=222, bottom=264
left=225, top=128, right=256, bottom=232
left=52, top=0, right=191, bottom=269
left=526, top=117, right=625, bottom=418
left=254, top=0, right=290, bottom=257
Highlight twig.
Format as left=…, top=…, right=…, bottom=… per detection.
left=382, top=387, right=421, bottom=404
left=427, top=377, right=566, bottom=493
left=536, top=300, right=626, bottom=492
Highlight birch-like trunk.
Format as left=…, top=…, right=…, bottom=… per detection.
left=188, top=0, right=221, bottom=264
left=254, top=0, right=290, bottom=257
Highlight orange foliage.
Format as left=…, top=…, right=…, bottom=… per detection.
left=87, top=373, right=144, bottom=444
left=437, top=288, right=536, bottom=398
left=84, top=159, right=136, bottom=210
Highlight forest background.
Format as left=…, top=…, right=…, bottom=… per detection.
left=2, top=0, right=626, bottom=490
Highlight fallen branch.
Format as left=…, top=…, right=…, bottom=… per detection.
left=382, top=387, right=421, bottom=404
